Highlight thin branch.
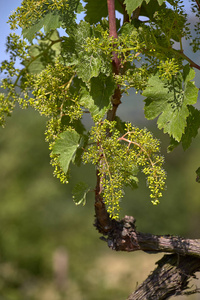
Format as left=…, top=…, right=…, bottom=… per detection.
left=195, top=0, right=200, bottom=11
left=107, top=0, right=118, bottom=39
left=106, top=0, right=122, bottom=120
left=174, top=49, right=200, bottom=71
left=107, top=0, right=121, bottom=76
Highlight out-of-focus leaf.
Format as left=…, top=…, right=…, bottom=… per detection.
left=24, top=30, right=61, bottom=74
left=22, top=12, right=62, bottom=42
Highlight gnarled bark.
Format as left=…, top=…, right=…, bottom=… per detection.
left=94, top=213, right=200, bottom=299
left=128, top=254, right=200, bottom=300
left=95, top=1, right=200, bottom=299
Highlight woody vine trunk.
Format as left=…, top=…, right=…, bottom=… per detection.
left=93, top=1, right=200, bottom=299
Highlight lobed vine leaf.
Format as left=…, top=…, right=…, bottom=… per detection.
left=157, top=0, right=165, bottom=4
left=76, top=55, right=102, bottom=82
left=124, top=0, right=165, bottom=17
left=124, top=0, right=144, bottom=16
left=21, top=0, right=82, bottom=43
left=83, top=0, right=123, bottom=24
left=80, top=74, right=115, bottom=118
left=140, top=0, right=166, bottom=19
left=168, top=106, right=200, bottom=151
left=63, top=21, right=112, bottom=82
left=72, top=182, right=90, bottom=206
left=84, top=0, right=108, bottom=24
left=22, top=12, right=62, bottom=42
left=143, top=65, right=198, bottom=142
left=52, top=129, right=80, bottom=173
left=181, top=106, right=200, bottom=150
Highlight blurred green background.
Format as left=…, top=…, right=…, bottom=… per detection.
left=0, top=89, right=200, bottom=300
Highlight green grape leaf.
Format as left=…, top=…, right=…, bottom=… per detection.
left=114, top=116, right=127, bottom=134
left=72, top=182, right=90, bottom=206
left=62, top=22, right=91, bottom=69
left=90, top=75, right=115, bottom=110
left=60, top=118, right=87, bottom=166
left=73, top=134, right=89, bottom=166
left=24, top=30, right=61, bottom=74
left=124, top=0, right=165, bottom=17
left=76, top=54, right=102, bottom=82
left=22, top=12, right=62, bottom=42
left=84, top=0, right=123, bottom=24
left=62, top=36, right=78, bottom=66
left=77, top=2, right=85, bottom=13
left=84, top=0, right=108, bottom=24
left=125, top=165, right=139, bottom=190
left=62, top=21, right=112, bottom=82
left=52, top=129, right=80, bottom=173
left=168, top=106, right=200, bottom=152
left=76, top=50, right=111, bottom=82
left=126, top=175, right=139, bottom=190
left=157, top=0, right=165, bottom=4
left=143, top=65, right=198, bottom=142
left=181, top=106, right=200, bottom=150
left=22, top=0, right=81, bottom=42
left=61, top=116, right=86, bottom=135
left=167, top=137, right=179, bottom=153
left=80, top=75, right=115, bottom=118
left=183, top=63, right=196, bottom=82
left=140, top=0, right=166, bottom=19
left=124, top=0, right=143, bottom=16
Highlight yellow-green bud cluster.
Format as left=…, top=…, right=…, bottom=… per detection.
left=83, top=120, right=166, bottom=218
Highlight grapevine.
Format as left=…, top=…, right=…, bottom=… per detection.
left=83, top=120, right=166, bottom=218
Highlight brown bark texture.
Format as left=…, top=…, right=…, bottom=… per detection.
left=97, top=1, right=200, bottom=299
left=128, top=254, right=200, bottom=300
left=94, top=212, right=200, bottom=299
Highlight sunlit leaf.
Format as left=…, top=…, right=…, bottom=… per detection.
left=124, top=0, right=165, bottom=17
left=72, top=182, right=90, bottom=205
left=79, top=74, right=115, bottom=118
left=22, top=12, right=62, bottom=42
left=52, top=130, right=80, bottom=173
left=143, top=65, right=198, bottom=142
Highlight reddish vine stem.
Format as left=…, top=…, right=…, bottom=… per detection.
left=107, top=0, right=121, bottom=75
left=175, top=49, right=200, bottom=71
left=94, top=0, right=122, bottom=231
left=107, top=0, right=118, bottom=39
left=195, top=0, right=200, bottom=11
left=107, top=0, right=121, bottom=119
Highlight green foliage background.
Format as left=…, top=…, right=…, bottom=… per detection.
left=0, top=98, right=200, bottom=299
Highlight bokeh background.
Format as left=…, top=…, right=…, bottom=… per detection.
left=1, top=1, right=200, bottom=299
